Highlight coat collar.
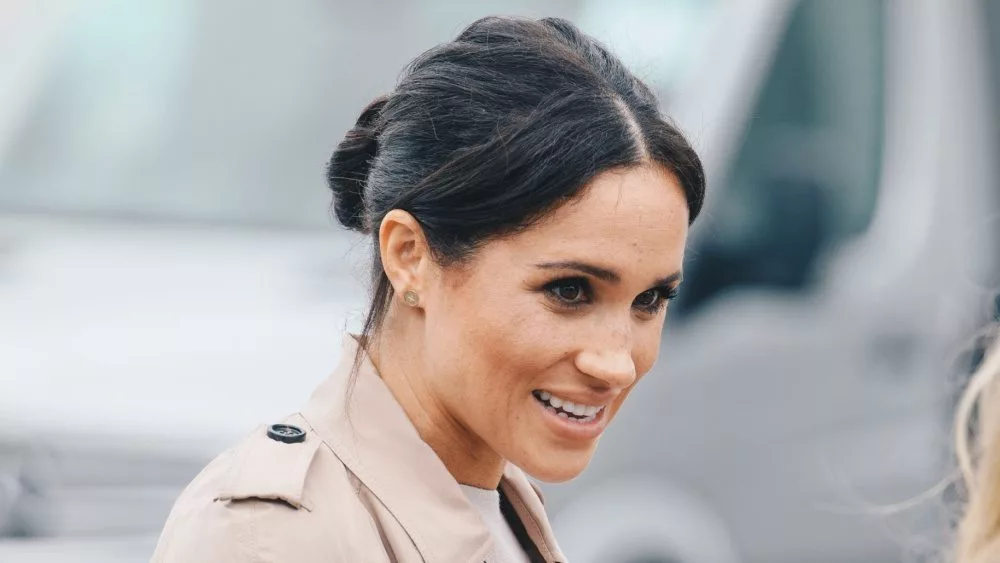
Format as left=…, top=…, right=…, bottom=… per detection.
left=300, top=335, right=565, bottom=563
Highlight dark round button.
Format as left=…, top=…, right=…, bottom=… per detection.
left=267, top=424, right=306, bottom=444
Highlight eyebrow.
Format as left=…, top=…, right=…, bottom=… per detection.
left=533, top=260, right=683, bottom=287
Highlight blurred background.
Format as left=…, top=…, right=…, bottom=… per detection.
left=2, top=0, right=999, bottom=561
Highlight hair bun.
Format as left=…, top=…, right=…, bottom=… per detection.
left=326, top=95, right=389, bottom=232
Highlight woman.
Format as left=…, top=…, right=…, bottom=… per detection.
left=152, top=15, right=705, bottom=563
left=955, top=338, right=1000, bottom=563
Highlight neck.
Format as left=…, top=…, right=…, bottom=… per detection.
left=367, top=310, right=505, bottom=489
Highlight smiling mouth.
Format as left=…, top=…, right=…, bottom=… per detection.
left=532, top=390, right=605, bottom=424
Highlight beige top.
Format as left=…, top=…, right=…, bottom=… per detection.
left=151, top=335, right=566, bottom=563
left=459, top=484, right=532, bottom=563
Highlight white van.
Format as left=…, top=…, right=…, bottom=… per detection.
left=550, top=1, right=1000, bottom=562
left=1, top=1, right=997, bottom=562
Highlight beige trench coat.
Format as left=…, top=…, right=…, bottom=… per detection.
left=151, top=336, right=567, bottom=562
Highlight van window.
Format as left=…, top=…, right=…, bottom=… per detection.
left=984, top=0, right=1000, bottom=322
left=673, top=0, right=886, bottom=319
left=990, top=0, right=1000, bottom=91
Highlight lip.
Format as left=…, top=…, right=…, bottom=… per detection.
left=533, top=393, right=610, bottom=442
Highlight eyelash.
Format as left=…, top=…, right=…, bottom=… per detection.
left=542, top=277, right=679, bottom=315
left=636, top=285, right=680, bottom=314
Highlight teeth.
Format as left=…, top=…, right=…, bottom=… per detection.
left=536, top=391, right=605, bottom=420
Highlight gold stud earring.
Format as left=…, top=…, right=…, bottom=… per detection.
left=403, top=290, right=420, bottom=307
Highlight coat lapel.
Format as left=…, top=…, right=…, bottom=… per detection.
left=301, top=336, right=565, bottom=563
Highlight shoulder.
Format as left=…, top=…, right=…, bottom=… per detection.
left=152, top=416, right=385, bottom=563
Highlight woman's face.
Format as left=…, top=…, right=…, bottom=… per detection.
left=420, top=163, right=690, bottom=482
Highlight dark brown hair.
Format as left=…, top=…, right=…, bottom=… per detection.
left=326, top=16, right=706, bottom=360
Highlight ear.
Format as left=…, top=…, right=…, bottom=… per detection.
left=378, top=210, right=432, bottom=304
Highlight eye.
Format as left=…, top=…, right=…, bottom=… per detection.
left=544, top=278, right=592, bottom=307
left=634, top=289, right=661, bottom=309
left=632, top=286, right=679, bottom=315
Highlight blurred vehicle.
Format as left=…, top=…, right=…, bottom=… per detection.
left=1, top=1, right=999, bottom=562
left=549, top=1, right=1000, bottom=562
left=0, top=0, right=375, bottom=555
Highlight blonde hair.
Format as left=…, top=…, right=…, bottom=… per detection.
left=955, top=338, right=1000, bottom=563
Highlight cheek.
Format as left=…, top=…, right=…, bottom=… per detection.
left=468, top=301, right=561, bottom=392
left=631, top=321, right=665, bottom=382
left=429, top=279, right=558, bottom=401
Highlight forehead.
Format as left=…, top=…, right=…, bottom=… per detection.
left=498, top=164, right=690, bottom=269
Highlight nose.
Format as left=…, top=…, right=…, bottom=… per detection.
left=574, top=348, right=637, bottom=391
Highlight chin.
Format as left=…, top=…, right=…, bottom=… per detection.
left=517, top=449, right=595, bottom=483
